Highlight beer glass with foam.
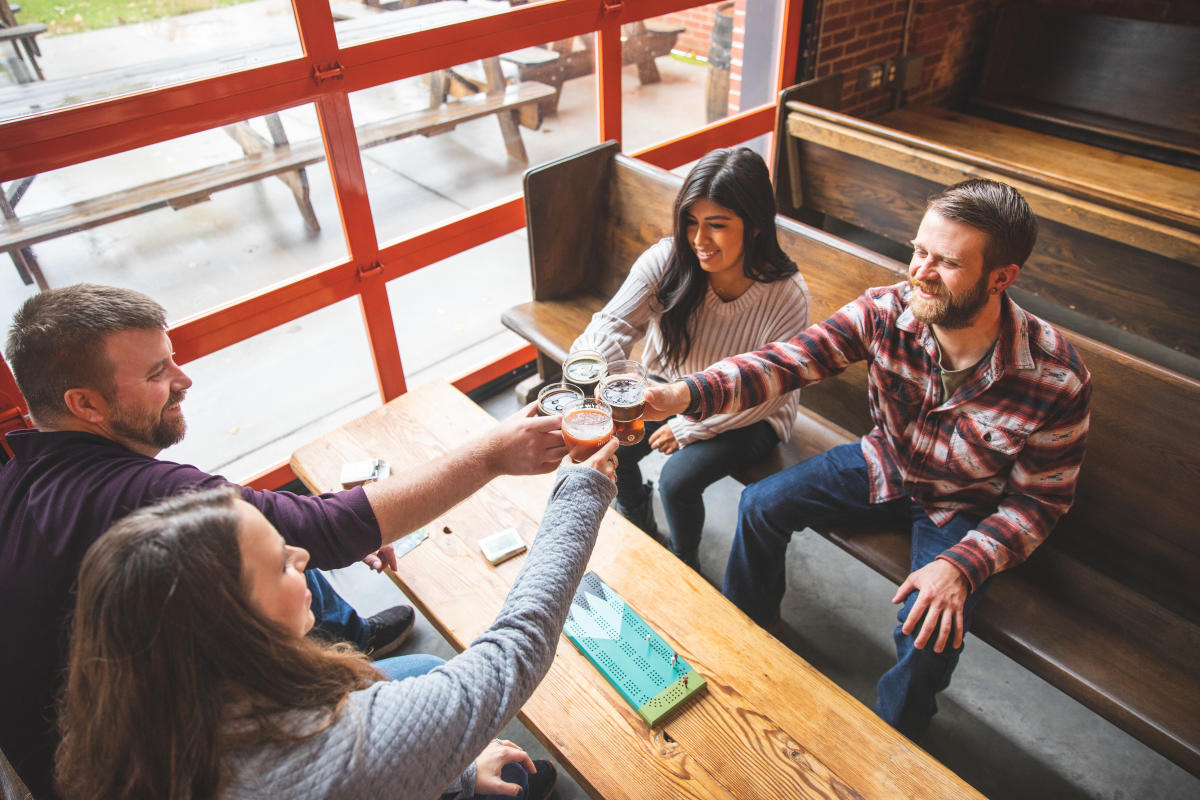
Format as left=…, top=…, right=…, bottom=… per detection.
left=597, top=360, right=647, bottom=445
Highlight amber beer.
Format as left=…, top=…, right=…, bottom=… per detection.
left=598, top=360, right=647, bottom=445
left=560, top=397, right=614, bottom=462
left=562, top=349, right=607, bottom=398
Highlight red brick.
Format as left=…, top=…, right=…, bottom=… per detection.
left=823, top=14, right=850, bottom=33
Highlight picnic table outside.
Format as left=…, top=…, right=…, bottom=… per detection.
left=0, top=0, right=555, bottom=288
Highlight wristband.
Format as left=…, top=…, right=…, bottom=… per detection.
left=683, top=378, right=701, bottom=416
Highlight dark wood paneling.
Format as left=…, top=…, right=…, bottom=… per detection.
left=786, top=130, right=1200, bottom=358
left=976, top=3, right=1200, bottom=162
left=525, top=140, right=619, bottom=300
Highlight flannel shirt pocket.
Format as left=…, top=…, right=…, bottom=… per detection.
left=947, top=414, right=1028, bottom=481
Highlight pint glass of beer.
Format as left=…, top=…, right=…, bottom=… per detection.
left=597, top=360, right=647, bottom=445
left=560, top=397, right=614, bottom=462
left=562, top=349, right=607, bottom=398
left=536, top=382, right=584, bottom=416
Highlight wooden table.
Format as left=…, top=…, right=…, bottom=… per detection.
left=290, top=380, right=985, bottom=800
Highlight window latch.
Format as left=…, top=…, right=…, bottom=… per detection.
left=313, top=62, right=345, bottom=85
left=358, top=261, right=384, bottom=279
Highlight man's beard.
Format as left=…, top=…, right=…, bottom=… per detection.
left=109, top=390, right=187, bottom=451
left=908, top=270, right=991, bottom=329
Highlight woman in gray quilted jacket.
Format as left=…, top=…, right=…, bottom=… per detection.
left=54, top=440, right=619, bottom=800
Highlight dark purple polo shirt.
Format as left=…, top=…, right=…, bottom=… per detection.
left=0, top=429, right=381, bottom=799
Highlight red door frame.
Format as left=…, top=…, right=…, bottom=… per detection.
left=0, top=0, right=803, bottom=487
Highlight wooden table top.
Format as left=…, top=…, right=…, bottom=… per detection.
left=875, top=105, right=1199, bottom=230
left=290, top=380, right=985, bottom=800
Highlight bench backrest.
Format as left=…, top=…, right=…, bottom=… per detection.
left=974, top=3, right=1200, bottom=166
left=524, top=147, right=1200, bottom=625
left=774, top=99, right=1200, bottom=363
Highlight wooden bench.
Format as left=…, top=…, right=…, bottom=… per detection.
left=0, top=0, right=43, bottom=83
left=501, top=144, right=1200, bottom=778
left=970, top=3, right=1200, bottom=169
left=773, top=95, right=1200, bottom=364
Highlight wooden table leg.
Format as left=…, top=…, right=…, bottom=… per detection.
left=483, top=57, right=528, bottom=162
left=225, top=115, right=320, bottom=232
left=1, top=180, right=48, bottom=291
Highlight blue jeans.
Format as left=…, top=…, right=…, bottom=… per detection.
left=306, top=570, right=369, bottom=649
left=615, top=418, right=779, bottom=561
left=375, top=653, right=446, bottom=681
left=723, top=442, right=990, bottom=740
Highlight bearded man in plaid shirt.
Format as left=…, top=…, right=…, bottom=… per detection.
left=644, top=178, right=1092, bottom=740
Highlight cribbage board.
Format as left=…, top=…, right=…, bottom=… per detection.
left=563, top=571, right=706, bottom=726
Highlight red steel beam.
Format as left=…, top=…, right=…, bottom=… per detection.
left=634, top=104, right=774, bottom=168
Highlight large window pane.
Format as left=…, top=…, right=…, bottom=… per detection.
left=164, top=298, right=377, bottom=479
left=385, top=230, right=530, bottom=384
left=350, top=53, right=597, bottom=245
left=624, top=0, right=782, bottom=150
left=0, top=0, right=299, bottom=118
left=333, top=0, right=516, bottom=48
left=0, top=102, right=346, bottom=326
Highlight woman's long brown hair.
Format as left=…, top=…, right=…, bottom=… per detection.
left=655, top=147, right=798, bottom=371
left=55, top=487, right=382, bottom=800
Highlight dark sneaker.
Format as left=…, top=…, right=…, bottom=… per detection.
left=527, top=759, right=558, bottom=800
left=362, top=605, right=415, bottom=658
left=615, top=480, right=660, bottom=538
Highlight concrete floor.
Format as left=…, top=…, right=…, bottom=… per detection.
left=5, top=3, right=1198, bottom=797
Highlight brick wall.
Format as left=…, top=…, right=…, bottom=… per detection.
left=655, top=3, right=727, bottom=59
left=809, top=0, right=1197, bottom=119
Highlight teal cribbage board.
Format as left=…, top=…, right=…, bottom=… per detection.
left=562, top=571, right=706, bottom=727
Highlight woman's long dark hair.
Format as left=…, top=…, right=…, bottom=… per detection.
left=655, top=146, right=798, bottom=371
left=55, top=487, right=381, bottom=800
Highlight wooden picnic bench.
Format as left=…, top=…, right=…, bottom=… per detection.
left=773, top=95, right=1200, bottom=364
left=970, top=2, right=1200, bottom=169
left=0, top=0, right=555, bottom=287
left=0, top=0, right=43, bottom=83
left=500, top=143, right=1200, bottom=778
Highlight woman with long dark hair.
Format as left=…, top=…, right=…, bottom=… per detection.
left=571, top=147, right=809, bottom=568
left=55, top=439, right=618, bottom=800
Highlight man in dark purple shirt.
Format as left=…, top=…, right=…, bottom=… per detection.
left=0, top=284, right=568, bottom=799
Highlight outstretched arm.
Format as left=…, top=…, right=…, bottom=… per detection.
left=364, top=402, right=569, bottom=544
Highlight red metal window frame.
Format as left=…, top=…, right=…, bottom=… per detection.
left=0, top=0, right=803, bottom=487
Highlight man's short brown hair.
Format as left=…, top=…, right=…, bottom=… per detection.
left=927, top=179, right=1038, bottom=270
left=5, top=284, right=166, bottom=423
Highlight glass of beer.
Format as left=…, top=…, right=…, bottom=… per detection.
left=597, top=360, right=647, bottom=446
left=562, top=349, right=607, bottom=398
left=536, top=382, right=584, bottom=416
left=560, top=397, right=614, bottom=462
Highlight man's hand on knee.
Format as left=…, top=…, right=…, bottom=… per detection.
left=892, top=559, right=969, bottom=653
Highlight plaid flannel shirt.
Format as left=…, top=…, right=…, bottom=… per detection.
left=683, top=282, right=1092, bottom=591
